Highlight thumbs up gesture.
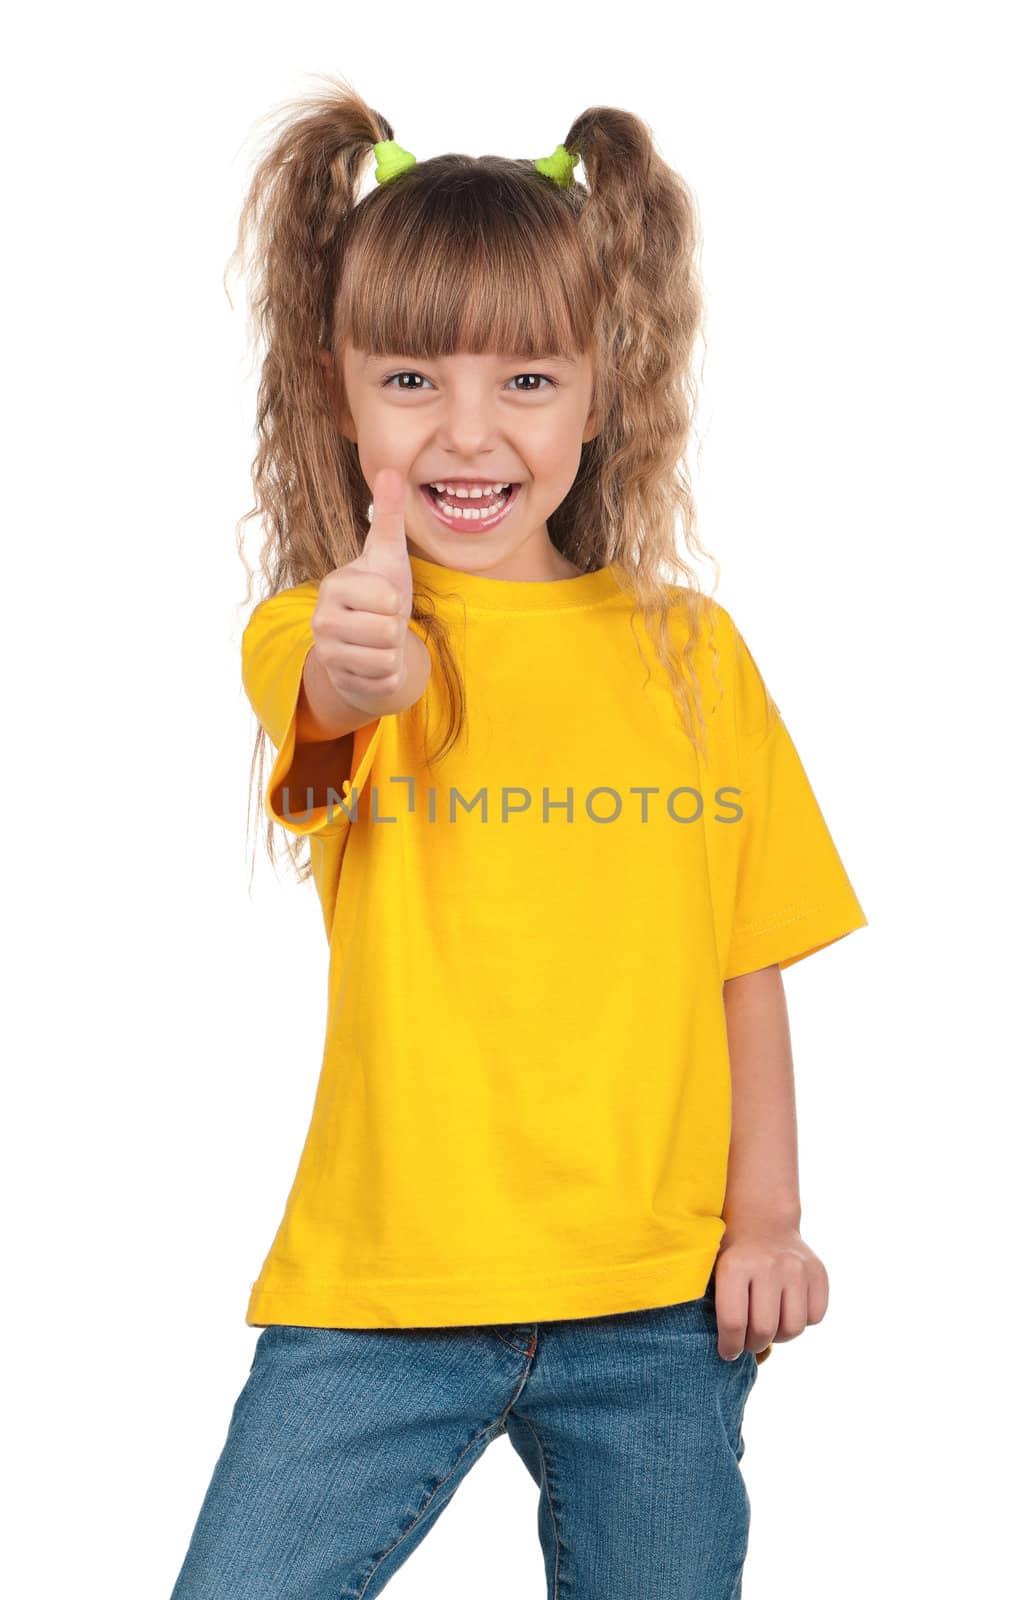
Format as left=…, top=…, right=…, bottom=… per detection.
left=310, top=468, right=430, bottom=718
left=355, top=465, right=414, bottom=620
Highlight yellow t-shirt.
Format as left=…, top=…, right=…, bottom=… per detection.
left=240, top=554, right=867, bottom=1360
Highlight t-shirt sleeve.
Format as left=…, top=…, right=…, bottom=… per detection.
left=241, top=581, right=384, bottom=838
left=723, top=619, right=868, bottom=979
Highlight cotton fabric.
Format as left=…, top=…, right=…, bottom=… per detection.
left=240, top=555, right=866, bottom=1343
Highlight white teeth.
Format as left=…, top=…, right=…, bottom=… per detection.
left=427, top=481, right=511, bottom=497
left=425, top=483, right=513, bottom=520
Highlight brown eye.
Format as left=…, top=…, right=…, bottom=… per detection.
left=381, top=371, right=433, bottom=390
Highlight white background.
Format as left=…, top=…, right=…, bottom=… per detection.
left=4, top=2, right=1013, bottom=1594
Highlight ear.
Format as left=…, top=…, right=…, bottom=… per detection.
left=580, top=353, right=605, bottom=444
left=317, top=345, right=336, bottom=399
left=319, top=346, right=356, bottom=442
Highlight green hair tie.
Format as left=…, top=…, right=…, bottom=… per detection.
left=373, top=139, right=417, bottom=185
left=373, top=138, right=578, bottom=189
left=533, top=143, right=579, bottom=187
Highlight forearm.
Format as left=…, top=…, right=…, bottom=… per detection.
left=721, top=964, right=801, bottom=1227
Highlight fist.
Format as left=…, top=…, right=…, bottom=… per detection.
left=311, top=468, right=419, bottom=716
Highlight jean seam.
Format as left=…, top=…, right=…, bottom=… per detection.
left=516, top=1413, right=563, bottom=1600
left=491, top=1328, right=536, bottom=1356
left=353, top=1419, right=501, bottom=1598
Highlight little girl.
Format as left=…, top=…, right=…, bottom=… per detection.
left=171, top=76, right=867, bottom=1600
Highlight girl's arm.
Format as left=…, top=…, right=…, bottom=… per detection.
left=285, top=631, right=431, bottom=801
left=718, top=965, right=830, bottom=1362
left=723, top=965, right=800, bottom=1225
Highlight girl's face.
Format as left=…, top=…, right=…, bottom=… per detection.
left=327, top=346, right=601, bottom=577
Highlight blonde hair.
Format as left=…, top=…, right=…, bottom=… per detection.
left=227, top=73, right=723, bottom=880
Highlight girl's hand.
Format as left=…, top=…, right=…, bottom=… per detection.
left=312, top=467, right=426, bottom=717
left=713, top=1222, right=830, bottom=1360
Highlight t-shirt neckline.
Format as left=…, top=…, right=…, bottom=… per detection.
left=408, top=553, right=623, bottom=612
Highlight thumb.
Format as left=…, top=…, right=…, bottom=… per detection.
left=360, top=466, right=412, bottom=618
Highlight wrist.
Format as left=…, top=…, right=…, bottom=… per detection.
left=722, top=1197, right=802, bottom=1232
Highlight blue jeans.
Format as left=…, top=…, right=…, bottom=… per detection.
left=170, top=1279, right=759, bottom=1598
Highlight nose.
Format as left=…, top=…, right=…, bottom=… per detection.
left=437, top=387, right=502, bottom=460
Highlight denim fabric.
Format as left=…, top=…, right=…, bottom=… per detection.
left=170, top=1281, right=758, bottom=1598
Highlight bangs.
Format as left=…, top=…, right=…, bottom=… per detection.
left=333, top=158, right=600, bottom=363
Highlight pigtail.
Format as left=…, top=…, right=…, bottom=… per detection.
left=228, top=79, right=389, bottom=882
left=227, top=76, right=388, bottom=601
left=557, top=107, right=721, bottom=760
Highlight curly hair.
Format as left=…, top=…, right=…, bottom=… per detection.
left=226, top=72, right=723, bottom=881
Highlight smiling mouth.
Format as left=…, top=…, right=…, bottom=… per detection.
left=419, top=481, right=522, bottom=532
